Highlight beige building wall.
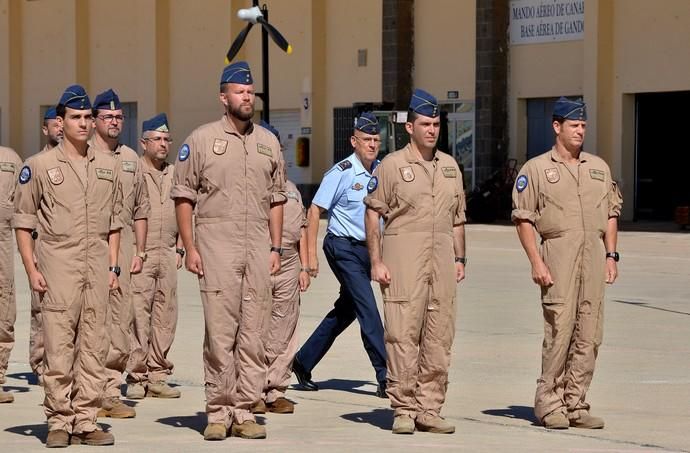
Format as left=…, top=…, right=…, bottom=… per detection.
left=414, top=0, right=476, bottom=101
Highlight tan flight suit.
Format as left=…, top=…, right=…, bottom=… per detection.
left=0, top=146, right=22, bottom=385
left=263, top=180, right=306, bottom=403
left=12, top=142, right=123, bottom=434
left=29, top=144, right=53, bottom=381
left=511, top=148, right=623, bottom=422
left=127, top=158, right=178, bottom=384
left=93, top=143, right=150, bottom=400
left=171, top=116, right=286, bottom=426
left=364, top=144, right=466, bottom=419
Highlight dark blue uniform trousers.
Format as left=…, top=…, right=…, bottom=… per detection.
left=295, top=233, right=387, bottom=384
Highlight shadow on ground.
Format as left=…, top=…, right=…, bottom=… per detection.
left=482, top=405, right=539, bottom=425
left=4, top=422, right=112, bottom=445
left=340, top=408, right=392, bottom=430
left=156, top=412, right=206, bottom=435
left=6, top=372, right=39, bottom=386
left=294, top=378, right=377, bottom=397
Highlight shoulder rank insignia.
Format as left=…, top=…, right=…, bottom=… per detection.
left=338, top=160, right=352, bottom=171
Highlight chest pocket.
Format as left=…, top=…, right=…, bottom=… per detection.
left=44, top=191, right=74, bottom=239
left=346, top=187, right=366, bottom=204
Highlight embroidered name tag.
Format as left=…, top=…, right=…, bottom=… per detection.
left=257, top=143, right=273, bottom=157
left=589, top=169, right=605, bottom=181
left=47, top=167, right=64, bottom=185
left=287, top=191, right=299, bottom=200
left=213, top=139, right=228, bottom=155
left=0, top=162, right=15, bottom=173
left=96, top=168, right=114, bottom=181
left=545, top=167, right=560, bottom=183
left=442, top=167, right=457, bottom=178
left=122, top=161, right=136, bottom=173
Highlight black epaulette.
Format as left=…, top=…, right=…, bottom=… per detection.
left=337, top=160, right=352, bottom=171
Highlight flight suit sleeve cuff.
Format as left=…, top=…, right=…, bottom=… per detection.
left=271, top=190, right=287, bottom=204
left=11, top=214, right=38, bottom=231
left=170, top=185, right=198, bottom=203
left=109, top=216, right=124, bottom=232
left=453, top=212, right=467, bottom=226
left=363, top=196, right=390, bottom=217
left=511, top=208, right=536, bottom=224
left=132, top=205, right=150, bottom=221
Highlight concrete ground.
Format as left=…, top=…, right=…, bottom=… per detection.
left=1, top=222, right=688, bottom=452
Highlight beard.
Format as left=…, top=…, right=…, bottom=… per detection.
left=107, top=128, right=121, bottom=139
left=229, top=103, right=254, bottom=122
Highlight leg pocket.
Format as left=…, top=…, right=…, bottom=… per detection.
left=382, top=296, right=411, bottom=344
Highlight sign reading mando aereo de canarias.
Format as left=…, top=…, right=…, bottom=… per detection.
left=509, top=0, right=585, bottom=45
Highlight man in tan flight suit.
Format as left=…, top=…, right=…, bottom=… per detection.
left=172, top=61, right=286, bottom=440
left=364, top=89, right=467, bottom=435
left=29, top=106, right=64, bottom=385
left=90, top=89, right=150, bottom=419
left=512, top=97, right=622, bottom=430
left=0, top=145, right=22, bottom=404
left=126, top=113, right=182, bottom=399
left=252, top=121, right=310, bottom=415
left=13, top=85, right=123, bottom=447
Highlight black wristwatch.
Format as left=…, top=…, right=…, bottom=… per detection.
left=109, top=266, right=121, bottom=277
left=455, top=257, right=467, bottom=265
left=605, top=252, right=620, bottom=262
left=270, top=246, right=284, bottom=256
left=176, top=248, right=186, bottom=258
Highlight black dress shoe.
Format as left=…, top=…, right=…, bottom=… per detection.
left=292, top=357, right=318, bottom=391
left=376, top=381, right=388, bottom=399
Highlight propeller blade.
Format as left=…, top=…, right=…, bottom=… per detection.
left=225, top=23, right=254, bottom=64
left=256, top=17, right=293, bottom=55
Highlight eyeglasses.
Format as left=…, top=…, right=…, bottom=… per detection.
left=97, top=115, right=125, bottom=123
left=354, top=136, right=382, bottom=145
left=143, top=136, right=173, bottom=144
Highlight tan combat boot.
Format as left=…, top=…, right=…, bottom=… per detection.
left=266, top=397, right=294, bottom=414
left=97, top=397, right=136, bottom=418
left=203, top=423, right=227, bottom=441
left=543, top=410, right=569, bottom=429
left=415, top=413, right=455, bottom=434
left=569, top=412, right=605, bottom=429
left=147, top=381, right=181, bottom=398
left=70, top=429, right=115, bottom=446
left=231, top=420, right=266, bottom=439
left=125, top=382, right=146, bottom=400
left=251, top=399, right=267, bottom=414
left=392, top=414, right=415, bottom=434
left=45, top=429, right=69, bottom=448
left=0, top=388, right=14, bottom=403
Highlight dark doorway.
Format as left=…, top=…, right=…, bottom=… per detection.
left=526, top=97, right=559, bottom=160
left=635, top=92, right=690, bottom=220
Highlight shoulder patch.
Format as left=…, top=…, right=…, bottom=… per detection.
left=178, top=144, right=190, bottom=162
left=122, top=160, right=137, bottom=173
left=0, top=162, right=16, bottom=173
left=338, top=160, right=352, bottom=171
left=257, top=143, right=273, bottom=157
left=516, top=174, right=528, bottom=193
left=18, top=165, right=31, bottom=184
left=367, top=176, right=378, bottom=193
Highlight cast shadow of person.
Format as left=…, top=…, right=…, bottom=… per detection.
left=156, top=412, right=267, bottom=435
left=6, top=371, right=39, bottom=386
left=482, top=405, right=539, bottom=426
left=5, top=422, right=112, bottom=445
left=340, top=408, right=393, bottom=431
left=299, top=378, right=377, bottom=397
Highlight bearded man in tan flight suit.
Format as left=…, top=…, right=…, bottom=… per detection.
left=126, top=113, right=183, bottom=400
left=364, top=89, right=467, bottom=435
left=512, top=97, right=622, bottom=430
left=13, top=85, right=123, bottom=447
left=172, top=61, right=286, bottom=441
left=90, top=89, right=150, bottom=419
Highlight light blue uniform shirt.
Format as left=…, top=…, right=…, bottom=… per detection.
left=312, top=153, right=378, bottom=241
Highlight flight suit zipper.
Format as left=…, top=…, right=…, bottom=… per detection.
left=242, top=136, right=248, bottom=263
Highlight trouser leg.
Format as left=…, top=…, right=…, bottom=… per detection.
left=148, top=248, right=178, bottom=382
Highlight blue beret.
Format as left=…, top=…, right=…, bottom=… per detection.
left=44, top=106, right=57, bottom=120
left=354, top=112, right=380, bottom=135
left=220, top=61, right=253, bottom=85
left=553, top=96, right=587, bottom=121
left=259, top=120, right=280, bottom=142
left=142, top=113, right=169, bottom=133
left=93, top=89, right=122, bottom=111
left=409, top=88, right=439, bottom=118
left=59, top=85, right=91, bottom=110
